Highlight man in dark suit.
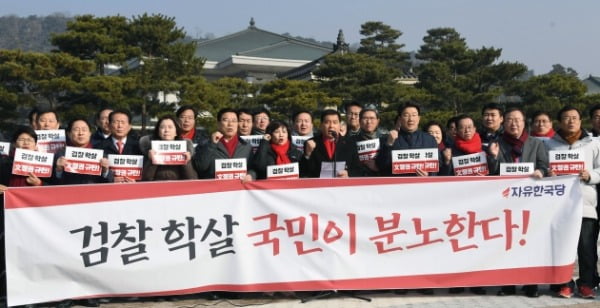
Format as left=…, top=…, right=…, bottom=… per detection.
left=300, top=109, right=364, bottom=178
left=101, top=109, right=142, bottom=183
left=91, top=107, right=113, bottom=148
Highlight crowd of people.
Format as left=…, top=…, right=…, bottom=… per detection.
left=1, top=101, right=600, bottom=306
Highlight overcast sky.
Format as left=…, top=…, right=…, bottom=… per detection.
left=4, top=0, right=599, bottom=78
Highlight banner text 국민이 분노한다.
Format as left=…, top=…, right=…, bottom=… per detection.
left=4, top=176, right=582, bottom=306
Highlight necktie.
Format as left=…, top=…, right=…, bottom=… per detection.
left=117, top=140, right=124, bottom=154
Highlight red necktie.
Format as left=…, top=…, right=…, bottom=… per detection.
left=117, top=140, right=124, bottom=154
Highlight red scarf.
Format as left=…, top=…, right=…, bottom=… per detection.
left=437, top=142, right=446, bottom=151
left=181, top=129, right=195, bottom=140
left=454, top=133, right=483, bottom=154
left=530, top=128, right=555, bottom=138
left=270, top=141, right=291, bottom=165
left=9, top=175, right=29, bottom=187
left=220, top=135, right=239, bottom=158
left=323, top=136, right=336, bottom=160
left=502, top=131, right=529, bottom=162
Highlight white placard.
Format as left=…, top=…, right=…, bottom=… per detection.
left=549, top=149, right=584, bottom=175
left=452, top=151, right=489, bottom=176
left=35, top=129, right=66, bottom=153
left=292, top=136, right=311, bottom=152
left=267, top=162, right=300, bottom=179
left=215, top=158, right=247, bottom=180
left=500, top=162, right=535, bottom=176
left=0, top=141, right=10, bottom=156
left=151, top=140, right=187, bottom=165
left=108, top=154, right=144, bottom=180
left=64, top=146, right=104, bottom=176
left=356, top=139, right=380, bottom=162
left=391, top=148, right=439, bottom=174
left=12, top=148, right=54, bottom=177
left=240, top=135, right=263, bottom=153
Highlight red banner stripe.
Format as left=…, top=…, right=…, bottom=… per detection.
left=59, top=264, right=574, bottom=300
left=4, top=176, right=529, bottom=209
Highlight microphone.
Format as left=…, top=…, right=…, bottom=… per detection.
left=329, top=130, right=338, bottom=140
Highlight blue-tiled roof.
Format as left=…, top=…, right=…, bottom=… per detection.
left=196, top=25, right=332, bottom=62
left=583, top=75, right=600, bottom=94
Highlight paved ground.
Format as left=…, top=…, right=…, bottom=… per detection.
left=69, top=287, right=600, bottom=308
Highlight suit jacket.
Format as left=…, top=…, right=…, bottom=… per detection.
left=300, top=133, right=365, bottom=178
left=101, top=137, right=142, bottom=156
left=488, top=135, right=549, bottom=176
left=193, top=136, right=255, bottom=179
left=376, top=130, right=439, bottom=176
left=91, top=130, right=110, bottom=148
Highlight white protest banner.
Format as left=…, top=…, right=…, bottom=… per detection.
left=391, top=148, right=439, bottom=174
left=64, top=146, right=104, bottom=176
left=452, top=152, right=489, bottom=176
left=240, top=135, right=263, bottom=153
left=292, top=136, right=311, bottom=152
left=215, top=158, right=247, bottom=180
left=549, top=149, right=584, bottom=175
left=35, top=129, right=66, bottom=153
left=12, top=148, right=54, bottom=178
left=500, top=163, right=535, bottom=176
left=356, top=139, right=380, bottom=162
left=0, top=141, right=10, bottom=156
left=4, top=176, right=581, bottom=306
left=267, top=162, right=299, bottom=179
left=108, top=154, right=144, bottom=180
left=151, top=140, right=187, bottom=165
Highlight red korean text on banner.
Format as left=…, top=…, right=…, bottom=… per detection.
left=108, top=154, right=144, bottom=180
left=11, top=148, right=54, bottom=178
left=3, top=176, right=581, bottom=306
left=215, top=158, right=247, bottom=180
left=392, top=149, right=439, bottom=174
left=356, top=139, right=380, bottom=162
left=549, top=149, right=584, bottom=175
left=452, top=152, right=489, bottom=176
left=64, top=147, right=104, bottom=176
left=151, top=140, right=187, bottom=165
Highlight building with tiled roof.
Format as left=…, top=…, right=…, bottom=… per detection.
left=196, top=18, right=333, bottom=83
left=583, top=75, right=600, bottom=95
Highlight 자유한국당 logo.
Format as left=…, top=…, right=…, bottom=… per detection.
left=502, top=184, right=566, bottom=198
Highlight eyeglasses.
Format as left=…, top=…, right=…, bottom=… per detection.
left=179, top=116, right=195, bottom=121
left=17, top=138, right=35, bottom=143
